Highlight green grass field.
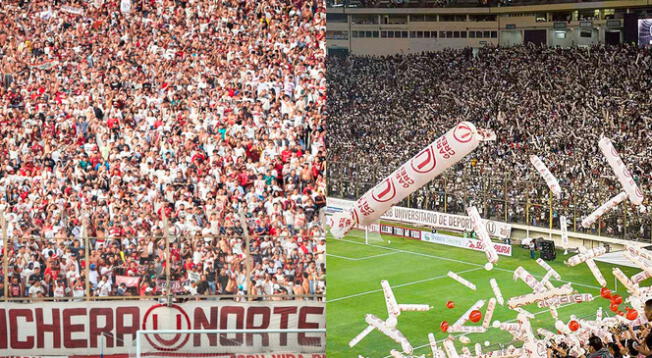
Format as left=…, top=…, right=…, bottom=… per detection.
left=326, top=229, right=642, bottom=358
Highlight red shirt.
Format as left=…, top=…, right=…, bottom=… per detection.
left=281, top=150, right=292, bottom=163
left=237, top=172, right=249, bottom=186
left=107, top=118, right=119, bottom=129
left=44, top=266, right=59, bottom=281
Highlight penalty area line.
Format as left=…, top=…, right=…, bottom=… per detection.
left=326, top=252, right=399, bottom=261
left=328, top=267, right=483, bottom=303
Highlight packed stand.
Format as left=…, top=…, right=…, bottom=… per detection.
left=546, top=300, right=652, bottom=357
left=328, top=45, right=652, bottom=241
left=0, top=0, right=327, bottom=301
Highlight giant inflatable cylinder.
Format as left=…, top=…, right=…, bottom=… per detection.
left=331, top=122, right=482, bottom=238
left=598, top=137, right=644, bottom=205
left=581, top=192, right=627, bottom=228
left=530, top=155, right=562, bottom=199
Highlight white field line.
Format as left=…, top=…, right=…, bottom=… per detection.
left=329, top=267, right=483, bottom=303
left=337, top=238, right=602, bottom=290
left=327, top=252, right=399, bottom=261
left=380, top=295, right=602, bottom=358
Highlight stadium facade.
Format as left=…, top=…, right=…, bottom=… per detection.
left=327, top=0, right=652, bottom=55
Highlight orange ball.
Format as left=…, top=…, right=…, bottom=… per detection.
left=469, top=310, right=482, bottom=323
left=568, top=320, right=580, bottom=332
left=600, top=287, right=612, bottom=299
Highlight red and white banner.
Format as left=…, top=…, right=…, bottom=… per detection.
left=30, top=60, right=58, bottom=70
left=327, top=198, right=512, bottom=239
left=421, top=232, right=512, bottom=256
left=0, top=301, right=324, bottom=356
left=61, top=5, right=84, bottom=15
left=115, top=275, right=140, bottom=287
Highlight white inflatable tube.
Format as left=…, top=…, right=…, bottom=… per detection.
left=530, top=155, right=562, bottom=199
left=554, top=320, right=571, bottom=335
left=331, top=122, right=483, bottom=238
left=598, top=137, right=644, bottom=205
left=581, top=192, right=627, bottom=228
left=365, top=314, right=413, bottom=354
left=453, top=299, right=485, bottom=327
left=537, top=293, right=594, bottom=308
left=382, top=280, right=401, bottom=317
left=490, top=279, right=505, bottom=306
left=631, top=270, right=652, bottom=284
left=613, top=268, right=640, bottom=295
left=449, top=325, right=488, bottom=334
left=565, top=247, right=607, bottom=267
left=467, top=206, right=499, bottom=265
left=544, top=280, right=556, bottom=290
left=517, top=314, right=539, bottom=358
left=349, top=325, right=374, bottom=347
left=624, top=252, right=652, bottom=277
left=448, top=271, right=477, bottom=291
left=513, top=266, right=542, bottom=292
left=507, top=284, right=573, bottom=309
left=475, top=343, right=483, bottom=356
left=533, top=271, right=554, bottom=293
left=443, top=338, right=460, bottom=358
left=399, top=304, right=431, bottom=312
left=514, top=307, right=535, bottom=320
left=482, top=298, right=497, bottom=329
left=473, top=349, right=523, bottom=358
left=559, top=216, right=569, bottom=248
left=626, top=244, right=652, bottom=263
left=429, top=333, right=446, bottom=358
left=585, top=259, right=607, bottom=287
left=536, top=258, right=561, bottom=280
left=493, top=321, right=521, bottom=332
left=536, top=328, right=556, bottom=341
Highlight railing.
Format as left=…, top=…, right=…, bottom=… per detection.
left=0, top=215, right=326, bottom=302
left=327, top=162, right=652, bottom=242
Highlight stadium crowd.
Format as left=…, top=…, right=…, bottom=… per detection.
left=328, top=45, right=652, bottom=240
left=546, top=299, right=652, bottom=358
left=0, top=0, right=326, bottom=300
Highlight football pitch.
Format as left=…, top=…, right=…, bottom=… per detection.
left=326, top=229, right=643, bottom=358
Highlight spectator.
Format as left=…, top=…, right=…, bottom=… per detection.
left=1, top=0, right=326, bottom=301
left=586, top=335, right=613, bottom=358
